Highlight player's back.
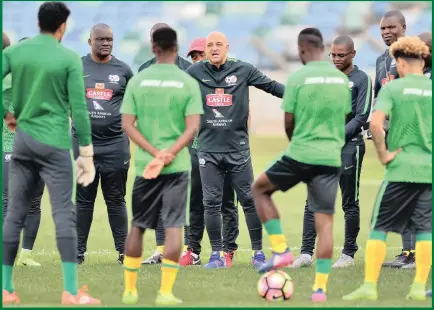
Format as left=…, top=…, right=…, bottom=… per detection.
left=125, top=64, right=199, bottom=174
left=284, top=61, right=351, bottom=168
left=2, top=34, right=85, bottom=149
left=377, top=75, right=432, bottom=183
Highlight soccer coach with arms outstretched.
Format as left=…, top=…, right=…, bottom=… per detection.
left=186, top=31, right=285, bottom=269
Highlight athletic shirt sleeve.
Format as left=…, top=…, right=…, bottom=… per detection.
left=280, top=74, right=299, bottom=113
left=68, top=53, right=92, bottom=146
left=125, top=65, right=134, bottom=83
left=2, top=48, right=11, bottom=79
left=246, top=62, right=285, bottom=98
left=185, top=79, right=204, bottom=117
left=374, top=84, right=393, bottom=115
left=120, top=78, right=137, bottom=116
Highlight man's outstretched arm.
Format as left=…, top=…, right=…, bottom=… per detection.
left=246, top=63, right=285, bottom=98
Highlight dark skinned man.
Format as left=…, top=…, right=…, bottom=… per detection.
left=252, top=28, right=351, bottom=303
left=71, top=23, right=133, bottom=265
left=140, top=23, right=194, bottom=265
left=371, top=11, right=416, bottom=269
left=293, top=35, right=372, bottom=269
left=120, top=27, right=203, bottom=306
left=418, top=31, right=432, bottom=79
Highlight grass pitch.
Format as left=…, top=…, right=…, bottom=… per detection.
left=9, top=137, right=432, bottom=307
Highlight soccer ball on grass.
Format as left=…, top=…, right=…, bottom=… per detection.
left=257, top=270, right=294, bottom=301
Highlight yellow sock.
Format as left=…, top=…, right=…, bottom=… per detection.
left=414, top=241, right=432, bottom=284
left=183, top=245, right=188, bottom=252
left=157, top=246, right=164, bottom=254
left=313, top=273, right=329, bottom=292
left=160, top=258, right=179, bottom=296
left=364, top=239, right=387, bottom=284
left=269, top=235, right=288, bottom=253
left=123, top=256, right=142, bottom=294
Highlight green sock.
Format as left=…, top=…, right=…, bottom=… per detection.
left=2, top=265, right=14, bottom=293
left=62, top=262, right=78, bottom=295
left=264, top=218, right=283, bottom=235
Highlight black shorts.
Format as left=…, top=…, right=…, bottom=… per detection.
left=265, top=155, right=340, bottom=214
left=132, top=172, right=189, bottom=230
left=371, top=182, right=432, bottom=235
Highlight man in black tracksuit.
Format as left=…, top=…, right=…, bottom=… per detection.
left=292, top=35, right=372, bottom=268
left=72, top=24, right=133, bottom=265
left=186, top=31, right=285, bottom=269
left=372, top=11, right=416, bottom=269
left=139, top=29, right=239, bottom=266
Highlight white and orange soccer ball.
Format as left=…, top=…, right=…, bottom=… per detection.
left=257, top=270, right=294, bottom=302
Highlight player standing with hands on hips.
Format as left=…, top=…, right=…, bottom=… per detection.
left=293, top=35, right=372, bottom=268
left=372, top=11, right=416, bottom=269
left=72, top=23, right=133, bottom=265
left=2, top=1, right=100, bottom=305
left=120, top=27, right=203, bottom=306
left=186, top=31, right=285, bottom=269
left=252, top=28, right=352, bottom=303
left=343, top=36, right=432, bottom=301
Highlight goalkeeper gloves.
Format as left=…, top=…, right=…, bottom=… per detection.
left=76, top=145, right=96, bottom=187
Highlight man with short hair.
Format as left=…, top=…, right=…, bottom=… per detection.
left=180, top=37, right=239, bottom=267
left=140, top=23, right=193, bottom=265
left=186, top=31, right=285, bottom=269
left=72, top=23, right=133, bottom=265
left=418, top=31, right=432, bottom=79
left=252, top=28, right=352, bottom=303
left=2, top=1, right=99, bottom=305
left=373, top=10, right=415, bottom=269
left=293, top=35, right=372, bottom=268
left=2, top=35, right=43, bottom=267
left=120, top=27, right=203, bottom=306
left=138, top=23, right=191, bottom=72
left=343, top=35, right=432, bottom=301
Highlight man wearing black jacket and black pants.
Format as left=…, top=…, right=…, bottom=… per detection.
left=186, top=31, right=285, bottom=270
left=292, top=35, right=372, bottom=268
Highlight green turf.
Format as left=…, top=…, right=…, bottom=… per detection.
left=10, top=137, right=432, bottom=307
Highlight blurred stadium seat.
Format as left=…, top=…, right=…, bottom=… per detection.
left=3, top=1, right=431, bottom=72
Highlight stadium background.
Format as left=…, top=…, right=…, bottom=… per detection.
left=2, top=1, right=433, bottom=306
left=3, top=1, right=432, bottom=135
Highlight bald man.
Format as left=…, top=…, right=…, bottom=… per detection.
left=137, top=23, right=191, bottom=72
left=418, top=31, right=432, bottom=79
left=72, top=23, right=133, bottom=265
left=293, top=35, right=372, bottom=268
left=186, top=31, right=285, bottom=269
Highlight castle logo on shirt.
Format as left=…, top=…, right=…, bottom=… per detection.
left=206, top=88, right=233, bottom=107
left=86, top=83, right=113, bottom=100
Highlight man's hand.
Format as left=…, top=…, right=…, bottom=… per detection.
left=156, top=149, right=175, bottom=166
left=378, top=148, right=402, bottom=165
left=76, top=145, right=96, bottom=187
left=5, top=112, right=16, bottom=131
left=143, top=158, right=164, bottom=179
left=385, top=71, right=393, bottom=83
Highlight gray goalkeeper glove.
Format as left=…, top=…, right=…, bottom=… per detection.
left=75, top=145, right=96, bottom=187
